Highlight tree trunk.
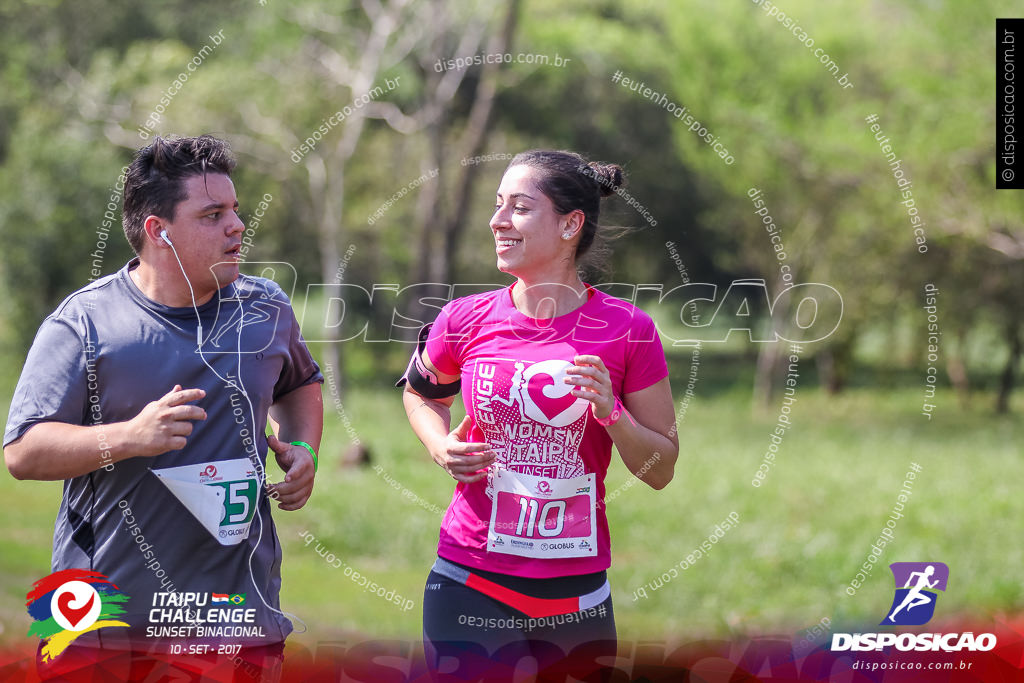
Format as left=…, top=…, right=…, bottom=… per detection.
left=816, top=336, right=853, bottom=395
left=416, top=115, right=447, bottom=286
left=946, top=327, right=970, bottom=408
left=753, top=341, right=783, bottom=412
left=754, top=276, right=797, bottom=410
left=408, top=0, right=521, bottom=328
left=315, top=158, right=344, bottom=399
left=439, top=0, right=521, bottom=283
left=816, top=348, right=838, bottom=394
left=996, top=322, right=1021, bottom=414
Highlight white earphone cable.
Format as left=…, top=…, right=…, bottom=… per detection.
left=164, top=233, right=306, bottom=633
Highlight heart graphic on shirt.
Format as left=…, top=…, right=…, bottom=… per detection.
left=526, top=373, right=578, bottom=421
left=56, top=591, right=95, bottom=629
left=518, top=358, right=589, bottom=428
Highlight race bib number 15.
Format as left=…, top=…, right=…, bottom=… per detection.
left=152, top=458, right=258, bottom=546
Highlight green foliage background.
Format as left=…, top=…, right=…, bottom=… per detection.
left=0, top=0, right=1021, bottom=655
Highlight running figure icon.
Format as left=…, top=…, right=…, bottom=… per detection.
left=887, top=565, right=938, bottom=622
left=488, top=361, right=527, bottom=417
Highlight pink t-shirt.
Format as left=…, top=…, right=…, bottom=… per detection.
left=425, top=284, right=668, bottom=578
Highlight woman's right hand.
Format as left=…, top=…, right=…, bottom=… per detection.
left=434, top=415, right=496, bottom=483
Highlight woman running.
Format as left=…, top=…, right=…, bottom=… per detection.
left=399, top=150, right=678, bottom=680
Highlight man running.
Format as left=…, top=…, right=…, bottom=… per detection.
left=4, top=135, right=323, bottom=680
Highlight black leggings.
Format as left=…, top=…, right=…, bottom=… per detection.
left=422, top=560, right=617, bottom=681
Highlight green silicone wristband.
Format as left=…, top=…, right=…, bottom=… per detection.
left=290, top=440, right=318, bottom=473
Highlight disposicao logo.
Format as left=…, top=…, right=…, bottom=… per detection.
left=831, top=561, right=996, bottom=653
left=882, top=561, right=947, bottom=626
left=26, top=569, right=130, bottom=661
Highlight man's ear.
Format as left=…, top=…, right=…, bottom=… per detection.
left=142, top=215, right=169, bottom=248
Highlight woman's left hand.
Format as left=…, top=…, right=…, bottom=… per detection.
left=565, top=354, right=615, bottom=420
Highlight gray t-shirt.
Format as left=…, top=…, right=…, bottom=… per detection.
left=5, top=259, right=323, bottom=650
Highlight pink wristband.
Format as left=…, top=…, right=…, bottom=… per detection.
left=594, top=397, right=625, bottom=427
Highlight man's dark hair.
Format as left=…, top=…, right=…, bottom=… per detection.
left=122, top=135, right=236, bottom=254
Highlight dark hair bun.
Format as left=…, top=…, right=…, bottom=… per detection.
left=587, top=162, right=625, bottom=197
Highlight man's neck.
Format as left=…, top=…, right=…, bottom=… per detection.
left=129, top=259, right=216, bottom=308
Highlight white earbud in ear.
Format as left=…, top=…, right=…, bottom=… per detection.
left=160, top=230, right=172, bottom=246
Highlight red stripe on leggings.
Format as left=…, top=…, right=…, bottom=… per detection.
left=463, top=573, right=579, bottom=618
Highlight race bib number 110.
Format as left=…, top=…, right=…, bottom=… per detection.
left=487, top=469, right=597, bottom=559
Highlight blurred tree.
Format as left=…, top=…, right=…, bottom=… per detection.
left=0, top=0, right=245, bottom=348
left=0, top=0, right=1019, bottom=418
left=71, top=0, right=495, bottom=391
left=411, top=0, right=522, bottom=290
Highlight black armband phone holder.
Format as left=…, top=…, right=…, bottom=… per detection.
left=395, top=323, right=461, bottom=399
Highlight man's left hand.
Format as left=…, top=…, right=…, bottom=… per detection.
left=266, top=435, right=315, bottom=511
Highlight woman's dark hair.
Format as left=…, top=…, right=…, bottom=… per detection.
left=122, top=135, right=236, bottom=254
left=506, top=150, right=625, bottom=277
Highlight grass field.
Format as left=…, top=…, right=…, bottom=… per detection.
left=0, top=348, right=1021, bottom=653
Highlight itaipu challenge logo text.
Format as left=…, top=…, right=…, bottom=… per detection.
left=831, top=562, right=996, bottom=653
left=26, top=570, right=130, bottom=661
